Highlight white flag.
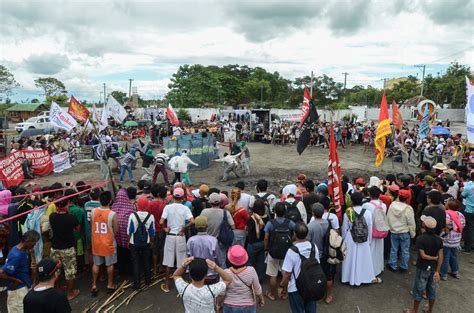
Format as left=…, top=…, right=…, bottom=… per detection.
left=466, top=76, right=474, bottom=144
left=49, top=101, right=78, bottom=132
left=105, top=95, right=128, bottom=123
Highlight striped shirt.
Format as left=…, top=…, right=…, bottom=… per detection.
left=221, top=266, right=262, bottom=306
left=154, top=153, right=169, bottom=166
left=442, top=211, right=465, bottom=248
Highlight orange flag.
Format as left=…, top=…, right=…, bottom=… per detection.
left=392, top=100, right=403, bottom=130
left=68, top=96, right=90, bottom=124
left=375, top=91, right=392, bottom=167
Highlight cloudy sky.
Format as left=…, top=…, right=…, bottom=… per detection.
left=1, top=0, right=473, bottom=103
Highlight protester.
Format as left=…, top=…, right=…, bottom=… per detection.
left=214, top=152, right=242, bottom=181
left=250, top=179, right=277, bottom=218
left=228, top=187, right=249, bottom=247
left=0, top=230, right=40, bottom=313
left=246, top=199, right=268, bottom=282
left=440, top=199, right=465, bottom=280
left=119, top=145, right=138, bottom=182
left=422, top=191, right=446, bottom=235
left=460, top=172, right=474, bottom=253
left=220, top=245, right=264, bottom=312
left=23, top=258, right=71, bottom=313
left=148, top=184, right=168, bottom=275
left=160, top=187, right=194, bottom=292
left=152, top=149, right=170, bottom=185
left=173, top=257, right=232, bottom=313
left=91, top=191, right=118, bottom=297
left=282, top=184, right=307, bottom=224
left=127, top=196, right=155, bottom=289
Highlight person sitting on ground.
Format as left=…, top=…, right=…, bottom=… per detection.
left=174, top=257, right=232, bottom=313
left=23, top=258, right=71, bottom=313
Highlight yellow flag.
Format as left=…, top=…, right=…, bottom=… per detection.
left=375, top=92, right=392, bottom=167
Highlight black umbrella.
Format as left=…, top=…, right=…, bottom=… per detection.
left=20, top=128, right=45, bottom=138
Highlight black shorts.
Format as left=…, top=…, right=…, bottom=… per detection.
left=152, top=231, right=166, bottom=256
left=321, top=258, right=337, bottom=281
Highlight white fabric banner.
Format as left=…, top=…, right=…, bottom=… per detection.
left=466, top=77, right=474, bottom=144
left=105, top=95, right=128, bottom=123
left=52, top=151, right=72, bottom=173
left=49, top=102, right=78, bottom=132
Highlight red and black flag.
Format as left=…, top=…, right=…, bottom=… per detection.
left=297, top=86, right=319, bottom=155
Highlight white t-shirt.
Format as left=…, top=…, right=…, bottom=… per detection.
left=175, top=278, right=226, bottom=313
left=173, top=126, right=183, bottom=136
left=237, top=193, right=252, bottom=211
left=249, top=192, right=277, bottom=212
left=161, top=203, right=193, bottom=234
left=285, top=199, right=307, bottom=224
left=282, top=241, right=320, bottom=293
left=309, top=212, right=340, bottom=230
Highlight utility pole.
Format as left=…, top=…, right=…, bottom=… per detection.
left=128, top=78, right=134, bottom=98
left=103, top=83, right=106, bottom=104
left=381, top=78, right=388, bottom=89
left=99, top=92, right=103, bottom=105
left=415, top=65, right=426, bottom=97
left=342, top=72, right=349, bottom=103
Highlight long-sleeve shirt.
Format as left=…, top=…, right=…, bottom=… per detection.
left=215, top=153, right=242, bottom=166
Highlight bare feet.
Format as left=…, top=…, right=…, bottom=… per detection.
left=67, top=289, right=80, bottom=301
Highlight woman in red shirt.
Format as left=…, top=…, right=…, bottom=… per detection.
left=227, top=188, right=249, bottom=247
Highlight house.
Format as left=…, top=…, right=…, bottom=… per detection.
left=6, top=103, right=48, bottom=122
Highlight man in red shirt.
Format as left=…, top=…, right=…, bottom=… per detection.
left=147, top=184, right=168, bottom=275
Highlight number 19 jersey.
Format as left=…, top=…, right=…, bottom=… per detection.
left=91, top=207, right=116, bottom=257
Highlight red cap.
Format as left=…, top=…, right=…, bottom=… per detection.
left=389, top=184, right=400, bottom=192
left=399, top=189, right=411, bottom=199
left=355, top=178, right=366, bottom=185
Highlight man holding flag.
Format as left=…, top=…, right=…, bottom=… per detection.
left=375, top=92, right=392, bottom=167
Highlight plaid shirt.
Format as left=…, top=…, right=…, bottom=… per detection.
left=111, top=189, right=136, bottom=248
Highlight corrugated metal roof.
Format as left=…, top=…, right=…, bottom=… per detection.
left=6, top=103, right=45, bottom=112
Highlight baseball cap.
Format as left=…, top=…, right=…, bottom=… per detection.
left=421, top=215, right=437, bottom=229
left=355, top=177, right=366, bottom=185
left=199, top=184, right=209, bottom=195
left=399, top=189, right=411, bottom=199
left=173, top=188, right=185, bottom=198
left=209, top=192, right=221, bottom=205
left=389, top=184, right=400, bottom=192
left=37, top=258, right=61, bottom=280
left=194, top=216, right=208, bottom=230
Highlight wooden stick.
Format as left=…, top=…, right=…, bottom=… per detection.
left=139, top=304, right=153, bottom=312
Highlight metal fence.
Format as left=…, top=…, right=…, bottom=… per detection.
left=163, top=133, right=216, bottom=170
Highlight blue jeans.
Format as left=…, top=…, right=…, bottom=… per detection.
left=412, top=268, right=437, bottom=301
left=388, top=232, right=411, bottom=270
left=223, top=304, right=256, bottom=313
left=440, top=246, right=459, bottom=277
left=247, top=241, right=265, bottom=281
left=288, top=292, right=317, bottom=313
left=233, top=229, right=246, bottom=247
left=218, top=242, right=228, bottom=268
left=119, top=164, right=134, bottom=181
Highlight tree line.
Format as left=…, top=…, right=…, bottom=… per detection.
left=0, top=62, right=471, bottom=109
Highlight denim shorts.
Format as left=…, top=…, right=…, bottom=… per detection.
left=412, top=268, right=437, bottom=301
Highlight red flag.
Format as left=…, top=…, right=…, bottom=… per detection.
left=328, top=124, right=343, bottom=221
left=375, top=91, right=392, bottom=167
left=68, top=96, right=90, bottom=124
left=166, top=103, right=180, bottom=126
left=299, top=85, right=312, bottom=128
left=391, top=100, right=403, bottom=130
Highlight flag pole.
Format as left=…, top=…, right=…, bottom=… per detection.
left=90, top=113, right=117, bottom=196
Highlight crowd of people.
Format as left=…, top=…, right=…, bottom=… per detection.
left=0, top=149, right=473, bottom=313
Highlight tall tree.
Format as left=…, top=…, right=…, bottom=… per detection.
left=34, top=77, right=67, bottom=97
left=0, top=65, right=20, bottom=97
left=110, top=90, right=128, bottom=104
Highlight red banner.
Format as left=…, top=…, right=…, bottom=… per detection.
left=0, top=151, right=24, bottom=188
left=0, top=150, right=53, bottom=188
left=68, top=95, right=90, bottom=124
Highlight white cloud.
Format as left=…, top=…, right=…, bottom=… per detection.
left=0, top=0, right=472, bottom=102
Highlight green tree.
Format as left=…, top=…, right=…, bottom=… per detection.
left=177, top=108, right=191, bottom=121
left=0, top=65, right=20, bottom=97
left=110, top=90, right=128, bottom=104
left=34, top=77, right=67, bottom=97
left=46, top=94, right=68, bottom=106
left=31, top=98, right=40, bottom=103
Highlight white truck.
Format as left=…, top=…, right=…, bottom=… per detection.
left=15, top=116, right=51, bottom=133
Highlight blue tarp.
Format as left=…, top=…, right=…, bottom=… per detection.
left=164, top=133, right=216, bottom=170
left=431, top=126, right=450, bottom=136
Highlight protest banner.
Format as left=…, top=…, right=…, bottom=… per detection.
left=50, top=101, right=78, bottom=132
left=21, top=150, right=53, bottom=176
left=52, top=151, right=72, bottom=173
left=68, top=95, right=90, bottom=124
left=0, top=151, right=24, bottom=188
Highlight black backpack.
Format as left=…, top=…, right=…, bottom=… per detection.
left=269, top=219, right=292, bottom=259
left=254, top=193, right=272, bottom=217
left=133, top=212, right=152, bottom=248
left=290, top=243, right=327, bottom=302
left=285, top=201, right=302, bottom=223
left=218, top=209, right=234, bottom=247
left=350, top=208, right=368, bottom=243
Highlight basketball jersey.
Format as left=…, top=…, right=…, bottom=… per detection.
left=91, top=207, right=116, bottom=256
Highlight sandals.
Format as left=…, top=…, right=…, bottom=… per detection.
left=91, top=288, right=98, bottom=298
left=264, top=291, right=275, bottom=301
left=160, top=283, right=170, bottom=293
left=449, top=272, right=461, bottom=279
left=372, top=277, right=383, bottom=284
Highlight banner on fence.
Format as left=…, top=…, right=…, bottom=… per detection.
left=0, top=151, right=24, bottom=188
left=52, top=151, right=72, bottom=173
left=22, top=150, right=53, bottom=176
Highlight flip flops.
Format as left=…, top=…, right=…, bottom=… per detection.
left=91, top=288, right=98, bottom=298
left=160, top=283, right=170, bottom=293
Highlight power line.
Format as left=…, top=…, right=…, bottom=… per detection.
left=428, top=46, right=473, bottom=63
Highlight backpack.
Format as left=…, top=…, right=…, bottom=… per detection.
left=350, top=208, right=369, bottom=243
left=254, top=193, right=272, bottom=218
left=218, top=209, right=234, bottom=247
left=284, top=201, right=302, bottom=223
left=133, top=212, right=151, bottom=248
left=290, top=243, right=327, bottom=302
left=323, top=215, right=347, bottom=264
left=370, top=201, right=389, bottom=239
left=269, top=219, right=293, bottom=259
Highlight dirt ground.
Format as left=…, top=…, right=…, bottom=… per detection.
left=2, top=142, right=474, bottom=312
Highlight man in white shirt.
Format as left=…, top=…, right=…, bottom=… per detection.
left=235, top=181, right=252, bottom=211
left=173, top=257, right=232, bottom=313
left=160, top=188, right=194, bottom=292
left=214, top=152, right=242, bottom=181
left=280, top=223, right=320, bottom=313
left=173, top=125, right=183, bottom=136
left=249, top=179, right=277, bottom=217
